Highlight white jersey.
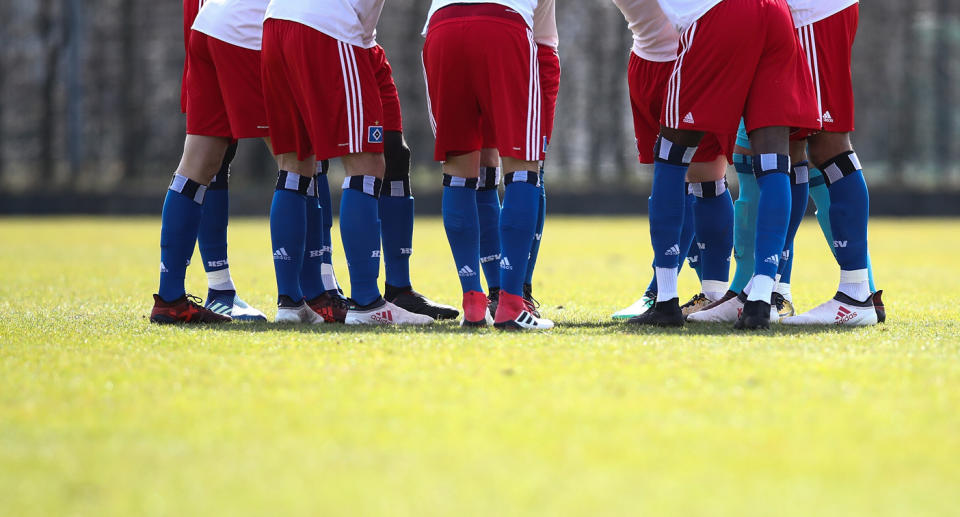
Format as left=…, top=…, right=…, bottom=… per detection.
left=787, top=0, right=858, bottom=27
left=613, top=0, right=679, bottom=62
left=192, top=0, right=269, bottom=50
left=533, top=0, right=558, bottom=49
left=423, top=0, right=538, bottom=35
left=655, top=0, right=722, bottom=32
left=265, top=0, right=385, bottom=49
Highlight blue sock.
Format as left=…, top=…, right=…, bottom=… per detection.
left=679, top=189, right=698, bottom=279
left=752, top=154, right=792, bottom=285
left=270, top=171, right=310, bottom=302
left=691, top=180, right=734, bottom=286
left=443, top=175, right=483, bottom=294
left=524, top=168, right=547, bottom=285
left=499, top=171, right=540, bottom=297
left=379, top=179, right=414, bottom=289
left=158, top=174, right=206, bottom=302
left=649, top=136, right=696, bottom=301
left=731, top=154, right=757, bottom=293
left=777, top=162, right=810, bottom=285
left=314, top=162, right=338, bottom=292
left=340, top=175, right=383, bottom=306
left=823, top=152, right=870, bottom=272
left=197, top=142, right=234, bottom=284
left=301, top=176, right=325, bottom=300
left=476, top=167, right=502, bottom=292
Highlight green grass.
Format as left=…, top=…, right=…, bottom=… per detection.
left=1, top=216, right=958, bottom=516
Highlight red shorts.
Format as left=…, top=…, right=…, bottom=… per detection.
left=797, top=4, right=858, bottom=133
left=661, top=0, right=819, bottom=137
left=180, top=0, right=202, bottom=113
left=261, top=19, right=385, bottom=160
left=628, top=53, right=728, bottom=163
left=184, top=30, right=269, bottom=139
left=423, top=4, right=545, bottom=162
left=480, top=43, right=561, bottom=156
left=370, top=45, right=403, bottom=133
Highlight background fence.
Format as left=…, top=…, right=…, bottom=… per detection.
left=0, top=1, right=958, bottom=212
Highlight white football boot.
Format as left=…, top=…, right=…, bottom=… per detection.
left=346, top=299, right=434, bottom=325
left=276, top=300, right=326, bottom=324
left=611, top=291, right=656, bottom=320
left=494, top=310, right=555, bottom=330
left=686, top=292, right=779, bottom=323
left=781, top=292, right=878, bottom=326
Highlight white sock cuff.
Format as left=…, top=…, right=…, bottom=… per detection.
left=840, top=269, right=869, bottom=283
left=701, top=280, right=728, bottom=296
left=320, top=263, right=338, bottom=292
left=655, top=267, right=679, bottom=302
left=775, top=282, right=792, bottom=296
left=207, top=267, right=234, bottom=290
left=746, top=275, right=775, bottom=302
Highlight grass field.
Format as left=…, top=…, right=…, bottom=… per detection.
left=1, top=216, right=959, bottom=516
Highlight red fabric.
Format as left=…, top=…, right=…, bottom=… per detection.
left=369, top=44, right=403, bottom=133
left=185, top=30, right=268, bottom=139
left=797, top=3, right=858, bottom=134
left=180, top=0, right=202, bottom=113
left=537, top=43, right=561, bottom=147
left=659, top=0, right=819, bottom=138
left=628, top=53, right=728, bottom=163
left=261, top=19, right=384, bottom=161
left=423, top=7, right=544, bottom=162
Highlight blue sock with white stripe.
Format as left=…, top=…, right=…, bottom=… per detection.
left=301, top=176, right=325, bottom=301
left=442, top=174, right=483, bottom=294
left=731, top=154, right=758, bottom=294
left=379, top=179, right=414, bottom=289
left=270, top=171, right=310, bottom=302
left=649, top=136, right=696, bottom=302
left=198, top=147, right=233, bottom=292
left=748, top=154, right=792, bottom=303
left=524, top=168, right=547, bottom=286
left=340, top=175, right=383, bottom=306
left=158, top=174, right=206, bottom=302
left=776, top=161, right=811, bottom=290
left=822, top=151, right=871, bottom=300
left=476, top=166, right=502, bottom=291
left=499, top=171, right=540, bottom=297
left=314, top=161, right=339, bottom=293
left=691, top=179, right=734, bottom=296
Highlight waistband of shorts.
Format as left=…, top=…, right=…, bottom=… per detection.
left=430, top=3, right=527, bottom=27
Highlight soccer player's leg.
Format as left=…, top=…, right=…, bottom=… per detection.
left=611, top=52, right=674, bottom=320
left=683, top=149, right=734, bottom=317
left=152, top=32, right=235, bottom=324
left=771, top=140, right=811, bottom=318
left=523, top=43, right=560, bottom=311
left=783, top=5, right=879, bottom=325
left=730, top=121, right=758, bottom=295
left=476, top=147, right=502, bottom=314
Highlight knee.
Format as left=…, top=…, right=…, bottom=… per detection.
left=383, top=131, right=411, bottom=182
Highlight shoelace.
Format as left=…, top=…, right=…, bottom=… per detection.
left=681, top=293, right=707, bottom=309
left=185, top=293, right=205, bottom=308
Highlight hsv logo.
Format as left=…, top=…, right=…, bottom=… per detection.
left=835, top=306, right=857, bottom=324
left=368, top=126, right=384, bottom=144
left=400, top=248, right=413, bottom=255
left=665, top=244, right=681, bottom=256
left=372, top=310, right=394, bottom=323
left=834, top=240, right=848, bottom=248
left=459, top=265, right=477, bottom=277
left=206, top=259, right=228, bottom=268
left=308, top=250, right=323, bottom=258
left=371, top=250, right=381, bottom=258
left=697, top=242, right=706, bottom=250
left=273, top=248, right=292, bottom=261
left=480, top=254, right=500, bottom=264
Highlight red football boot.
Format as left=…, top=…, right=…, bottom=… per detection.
left=461, top=290, right=492, bottom=327
left=306, top=292, right=349, bottom=323
left=150, top=294, right=231, bottom=324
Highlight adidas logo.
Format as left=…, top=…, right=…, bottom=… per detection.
left=764, top=254, right=779, bottom=265
left=822, top=111, right=834, bottom=123
left=458, top=265, right=477, bottom=277
left=833, top=240, right=848, bottom=248
left=480, top=253, right=500, bottom=264
left=273, top=248, right=292, bottom=261
left=371, top=250, right=381, bottom=258
left=683, top=112, right=695, bottom=124
left=371, top=310, right=394, bottom=323
left=159, top=262, right=168, bottom=273
left=781, top=250, right=791, bottom=261
left=835, top=305, right=857, bottom=324
left=664, top=244, right=681, bottom=256
left=400, top=248, right=413, bottom=255
left=500, top=257, right=514, bottom=270
left=206, top=301, right=232, bottom=315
